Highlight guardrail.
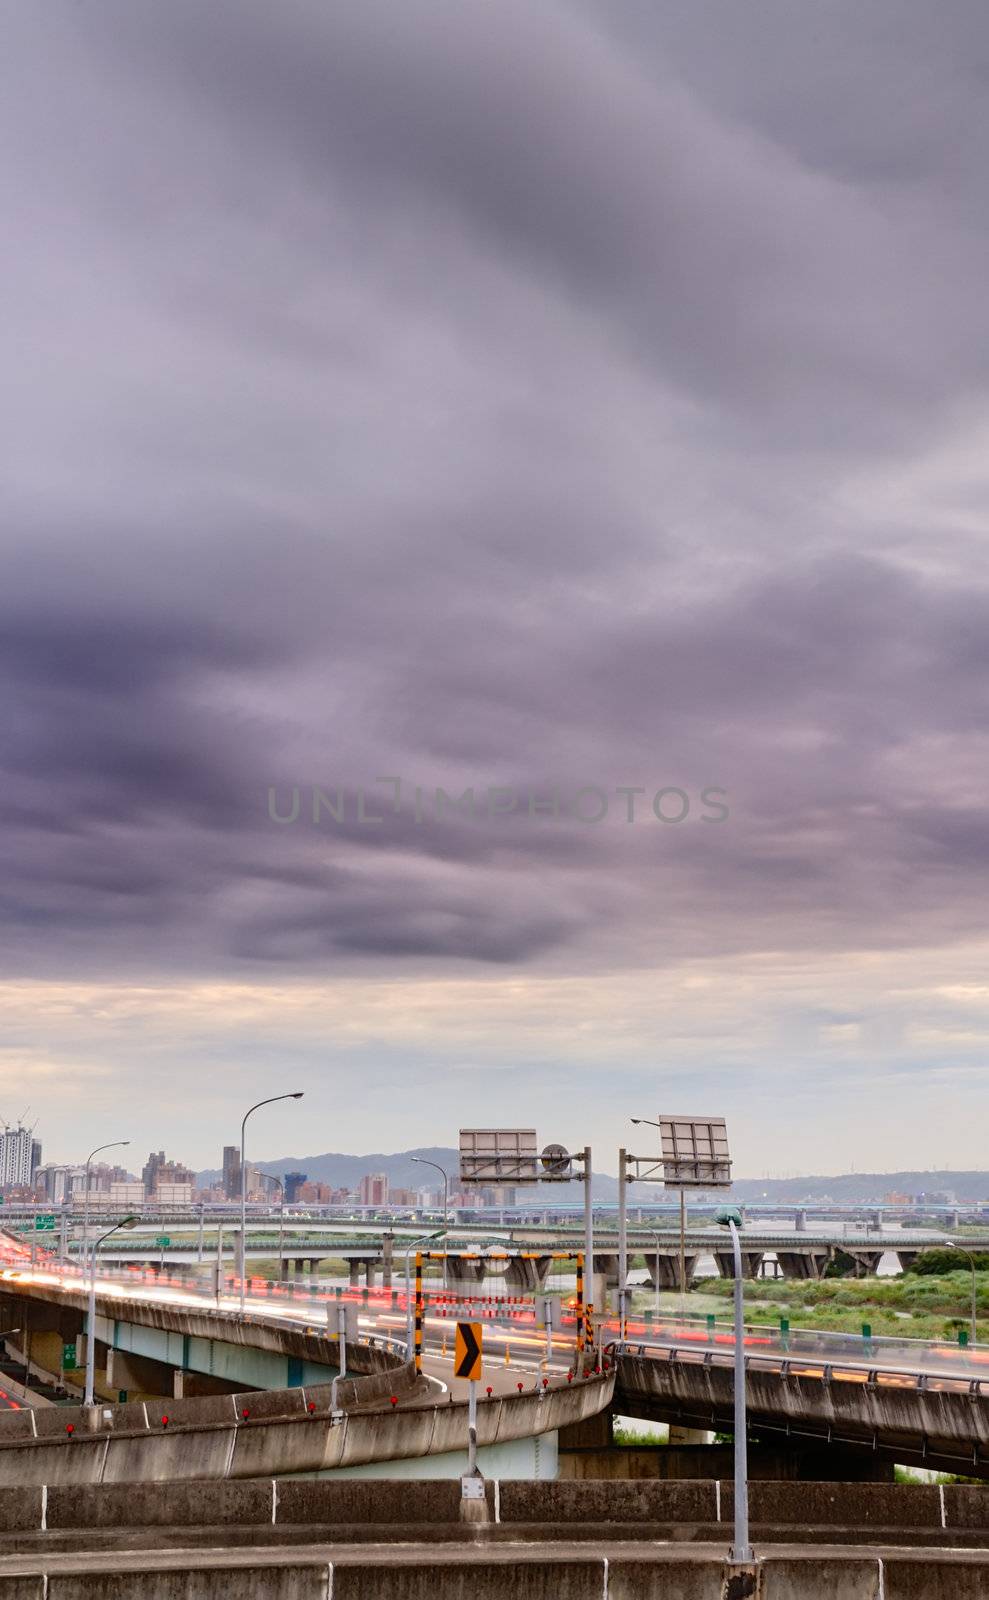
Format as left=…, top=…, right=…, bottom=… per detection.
left=609, top=1309, right=985, bottom=1365
left=605, top=1333, right=989, bottom=1391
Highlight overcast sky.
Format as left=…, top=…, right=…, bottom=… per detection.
left=4, top=1, right=989, bottom=1177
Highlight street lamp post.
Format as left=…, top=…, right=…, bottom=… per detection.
left=410, top=1158, right=450, bottom=1287
left=82, top=1141, right=131, bottom=1276
left=269, top=1175, right=286, bottom=1279
left=84, top=1216, right=139, bottom=1406
left=717, top=1204, right=752, bottom=1565
left=238, top=1094, right=304, bottom=1313
left=946, top=1238, right=979, bottom=1348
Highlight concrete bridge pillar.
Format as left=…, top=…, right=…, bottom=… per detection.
left=896, top=1251, right=920, bottom=1272
left=349, top=1260, right=361, bottom=1289
left=594, top=1253, right=620, bottom=1288
left=644, top=1254, right=698, bottom=1291
left=795, top=1210, right=807, bottom=1232
left=640, top=1254, right=684, bottom=1292
left=844, top=1251, right=884, bottom=1277
left=775, top=1250, right=827, bottom=1280
left=713, top=1250, right=764, bottom=1281
left=280, top=1257, right=291, bottom=1282
left=446, top=1255, right=486, bottom=1285
left=381, top=1234, right=394, bottom=1291
left=504, top=1255, right=552, bottom=1292
left=365, top=1262, right=377, bottom=1288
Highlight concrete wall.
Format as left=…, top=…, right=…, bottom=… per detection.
left=3, top=1482, right=989, bottom=1600
left=559, top=1443, right=893, bottom=1481
left=0, top=1369, right=614, bottom=1486
left=615, top=1350, right=989, bottom=1478
left=312, top=1428, right=559, bottom=1480
left=1, top=1474, right=985, bottom=1537
left=4, top=1551, right=989, bottom=1598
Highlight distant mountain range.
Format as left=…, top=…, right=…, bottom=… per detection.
left=195, top=1149, right=989, bottom=1205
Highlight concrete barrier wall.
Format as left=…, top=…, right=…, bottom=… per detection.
left=2, top=1552, right=989, bottom=1599
left=616, top=1351, right=989, bottom=1474
left=0, top=1475, right=984, bottom=1534
left=0, top=1371, right=614, bottom=1485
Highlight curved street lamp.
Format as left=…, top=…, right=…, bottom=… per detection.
left=716, top=1203, right=752, bottom=1565
left=84, top=1215, right=138, bottom=1406
left=410, top=1157, right=450, bottom=1287
left=945, top=1237, right=980, bottom=1348
left=83, top=1140, right=130, bottom=1274
left=238, top=1094, right=303, bottom=1312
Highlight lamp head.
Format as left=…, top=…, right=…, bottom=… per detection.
left=715, top=1204, right=743, bottom=1230
left=290, top=1092, right=304, bottom=1100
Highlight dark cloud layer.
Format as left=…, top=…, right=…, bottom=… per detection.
left=3, top=0, right=989, bottom=981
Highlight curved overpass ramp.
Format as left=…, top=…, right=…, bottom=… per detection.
left=0, top=1370, right=614, bottom=1486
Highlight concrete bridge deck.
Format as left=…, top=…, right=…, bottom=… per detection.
left=53, top=1220, right=985, bottom=1289
left=613, top=1339, right=989, bottom=1478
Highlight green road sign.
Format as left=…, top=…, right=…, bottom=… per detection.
left=35, top=1215, right=56, bottom=1231
left=62, top=1342, right=77, bottom=1371
left=155, top=1236, right=171, bottom=1248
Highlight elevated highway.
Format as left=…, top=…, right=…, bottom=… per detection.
left=611, top=1327, right=989, bottom=1478
left=5, top=1230, right=989, bottom=1483
left=0, top=1265, right=612, bottom=1485
left=36, top=1219, right=987, bottom=1287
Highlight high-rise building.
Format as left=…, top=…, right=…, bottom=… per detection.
left=0, top=1126, right=37, bottom=1190
left=222, top=1145, right=241, bottom=1199
left=358, top=1172, right=389, bottom=1207
left=143, top=1150, right=166, bottom=1197
left=142, top=1151, right=193, bottom=1199
left=36, top=1164, right=83, bottom=1204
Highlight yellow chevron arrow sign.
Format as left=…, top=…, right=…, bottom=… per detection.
left=454, top=1320, right=483, bottom=1381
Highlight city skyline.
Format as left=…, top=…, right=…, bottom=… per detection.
left=4, top=2, right=989, bottom=1172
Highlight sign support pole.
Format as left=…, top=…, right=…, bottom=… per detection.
left=575, top=1251, right=585, bottom=1356
left=617, top=1147, right=628, bottom=1342
left=467, top=1378, right=477, bottom=1475
left=583, top=1145, right=593, bottom=1349
left=679, top=1186, right=687, bottom=1316
left=414, top=1252, right=423, bottom=1374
